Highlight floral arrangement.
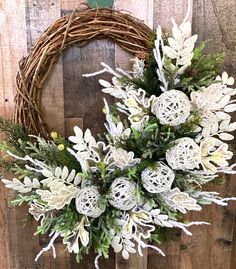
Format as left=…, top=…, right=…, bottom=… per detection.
left=1, top=13, right=236, bottom=268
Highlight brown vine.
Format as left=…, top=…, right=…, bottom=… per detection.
left=14, top=7, right=154, bottom=136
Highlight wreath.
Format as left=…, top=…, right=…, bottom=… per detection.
left=1, top=6, right=236, bottom=269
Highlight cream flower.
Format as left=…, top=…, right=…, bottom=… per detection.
left=124, top=89, right=156, bottom=131
left=200, top=137, right=233, bottom=174
left=63, top=216, right=90, bottom=254
left=110, top=147, right=140, bottom=170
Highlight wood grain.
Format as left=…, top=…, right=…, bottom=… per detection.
left=0, top=1, right=37, bottom=269
left=63, top=39, right=115, bottom=135
left=25, top=0, right=65, bottom=136
left=153, top=0, right=192, bottom=29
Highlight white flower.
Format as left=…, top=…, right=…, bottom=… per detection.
left=68, top=127, right=112, bottom=172
left=200, top=137, right=233, bottom=174
left=103, top=98, right=131, bottom=140
left=63, top=216, right=90, bottom=254
left=124, top=89, right=156, bottom=131
left=36, top=182, right=79, bottom=210
left=161, top=187, right=202, bottom=213
left=110, top=148, right=140, bottom=169
left=191, top=84, right=230, bottom=112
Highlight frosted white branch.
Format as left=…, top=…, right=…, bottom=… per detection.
left=153, top=26, right=168, bottom=92
left=94, top=254, right=102, bottom=269
left=82, top=62, right=122, bottom=78
left=133, top=235, right=165, bottom=257
left=35, top=231, right=60, bottom=261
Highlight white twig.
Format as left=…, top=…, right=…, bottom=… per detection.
left=153, top=26, right=168, bottom=92
left=82, top=62, right=122, bottom=78
left=35, top=231, right=60, bottom=261
left=133, top=235, right=165, bottom=257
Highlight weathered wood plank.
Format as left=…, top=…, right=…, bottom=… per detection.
left=26, top=0, right=65, bottom=136
left=25, top=1, right=70, bottom=268
left=0, top=1, right=37, bottom=269
left=180, top=1, right=236, bottom=268
left=63, top=39, right=115, bottom=135
left=153, top=0, right=192, bottom=29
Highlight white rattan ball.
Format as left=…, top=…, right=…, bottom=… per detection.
left=141, top=162, right=175, bottom=193
left=109, top=177, right=136, bottom=210
left=152, top=90, right=191, bottom=126
left=75, top=186, right=105, bottom=218
left=166, top=137, right=201, bottom=170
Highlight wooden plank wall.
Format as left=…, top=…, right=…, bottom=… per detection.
left=0, top=0, right=235, bottom=268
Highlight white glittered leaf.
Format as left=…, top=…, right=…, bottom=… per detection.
left=220, top=119, right=231, bottom=130
left=32, top=178, right=40, bottom=189
left=41, top=170, right=53, bottom=178
left=99, top=79, right=111, bottom=88
left=202, top=127, right=211, bottom=137
left=177, top=53, right=193, bottom=65
left=228, top=122, right=236, bottom=132
left=218, top=95, right=230, bottom=107
left=172, top=23, right=182, bottom=41
left=218, top=133, right=234, bottom=141
left=216, top=111, right=230, bottom=120
left=211, top=122, right=219, bottom=134
left=122, top=248, right=129, bottom=260
left=67, top=170, right=76, bottom=183
left=84, top=129, right=92, bottom=143
left=184, top=34, right=198, bottom=47
left=23, top=177, right=32, bottom=187
left=55, top=167, right=62, bottom=178
left=74, top=126, right=83, bottom=139
left=168, top=37, right=181, bottom=50
left=181, top=21, right=191, bottom=37
left=224, top=104, right=236, bottom=113
left=74, top=174, right=82, bottom=186
left=61, top=166, right=69, bottom=180
left=163, top=46, right=178, bottom=59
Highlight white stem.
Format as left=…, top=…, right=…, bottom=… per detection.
left=116, top=67, right=132, bottom=78
left=94, top=254, right=102, bottom=269
left=7, top=151, right=47, bottom=170
left=183, top=0, right=192, bottom=25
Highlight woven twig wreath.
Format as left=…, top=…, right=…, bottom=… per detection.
left=14, top=7, right=153, bottom=136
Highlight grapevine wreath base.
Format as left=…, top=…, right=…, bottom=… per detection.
left=1, top=6, right=236, bottom=269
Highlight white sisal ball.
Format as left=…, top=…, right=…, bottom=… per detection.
left=152, top=90, right=191, bottom=126
left=109, top=177, right=136, bottom=210
left=166, top=137, right=201, bottom=170
left=75, top=186, right=105, bottom=218
left=141, top=162, right=175, bottom=193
